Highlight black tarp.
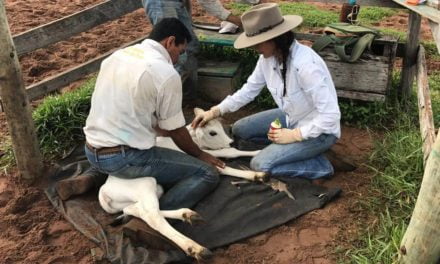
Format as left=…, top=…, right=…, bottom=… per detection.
left=45, top=146, right=341, bottom=263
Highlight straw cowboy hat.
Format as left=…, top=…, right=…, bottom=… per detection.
left=234, top=3, right=303, bottom=49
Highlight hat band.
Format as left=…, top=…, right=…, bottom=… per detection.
left=245, top=18, right=284, bottom=37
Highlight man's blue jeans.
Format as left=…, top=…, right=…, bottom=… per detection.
left=85, top=146, right=219, bottom=210
left=232, top=109, right=337, bottom=179
left=142, top=0, right=199, bottom=97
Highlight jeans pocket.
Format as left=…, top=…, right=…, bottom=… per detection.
left=95, top=154, right=127, bottom=174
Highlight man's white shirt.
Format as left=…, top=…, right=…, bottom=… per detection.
left=84, top=39, right=185, bottom=149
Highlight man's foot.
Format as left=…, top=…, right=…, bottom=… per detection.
left=122, top=218, right=178, bottom=251
left=55, top=174, right=95, bottom=201
left=324, top=149, right=357, bottom=172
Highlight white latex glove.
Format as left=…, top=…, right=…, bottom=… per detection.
left=191, top=106, right=221, bottom=128
left=268, top=128, right=303, bottom=144
left=219, top=21, right=239, bottom=34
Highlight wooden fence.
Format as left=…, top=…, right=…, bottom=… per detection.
left=7, top=0, right=408, bottom=106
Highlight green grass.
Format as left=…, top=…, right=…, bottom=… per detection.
left=229, top=2, right=339, bottom=28
left=0, top=76, right=96, bottom=168
left=358, top=6, right=399, bottom=25
left=428, top=72, right=440, bottom=127
left=347, top=112, right=423, bottom=263
left=228, top=3, right=398, bottom=29
left=423, top=42, right=440, bottom=60
left=32, top=77, right=95, bottom=158
left=377, top=27, right=406, bottom=40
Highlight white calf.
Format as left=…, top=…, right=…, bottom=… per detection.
left=157, top=108, right=267, bottom=182
left=98, top=107, right=267, bottom=260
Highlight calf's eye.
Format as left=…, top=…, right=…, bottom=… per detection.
left=209, top=131, right=217, bottom=137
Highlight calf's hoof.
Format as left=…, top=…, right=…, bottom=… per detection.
left=255, top=172, right=270, bottom=183
left=188, top=247, right=212, bottom=261
left=183, top=211, right=205, bottom=226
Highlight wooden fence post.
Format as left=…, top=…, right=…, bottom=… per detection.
left=416, top=46, right=436, bottom=165
left=0, top=0, right=43, bottom=183
left=399, top=131, right=440, bottom=263
left=400, top=11, right=421, bottom=102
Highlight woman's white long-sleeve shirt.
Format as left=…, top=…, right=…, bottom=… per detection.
left=217, top=41, right=341, bottom=139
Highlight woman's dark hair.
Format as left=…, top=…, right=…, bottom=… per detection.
left=148, top=18, right=192, bottom=45
left=273, top=31, right=295, bottom=96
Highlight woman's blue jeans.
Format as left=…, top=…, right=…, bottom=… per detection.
left=85, top=146, right=219, bottom=210
left=232, top=109, right=337, bottom=179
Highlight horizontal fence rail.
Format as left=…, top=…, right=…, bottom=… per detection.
left=13, top=0, right=143, bottom=56
left=3, top=0, right=407, bottom=107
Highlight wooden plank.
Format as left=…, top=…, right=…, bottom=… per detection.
left=416, top=46, right=436, bottom=164
left=198, top=75, right=238, bottom=103
left=25, top=36, right=147, bottom=100
left=13, top=0, right=142, bottom=56
left=336, top=90, right=385, bottom=101
left=392, top=0, right=440, bottom=24
left=0, top=1, right=43, bottom=183
left=400, top=11, right=422, bottom=101
left=320, top=51, right=391, bottom=94
left=298, top=0, right=399, bottom=8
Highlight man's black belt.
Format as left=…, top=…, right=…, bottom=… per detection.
left=86, top=142, right=130, bottom=155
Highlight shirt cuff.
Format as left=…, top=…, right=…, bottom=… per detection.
left=217, top=100, right=229, bottom=115
left=299, top=125, right=311, bottom=140
left=158, top=111, right=186, bottom=130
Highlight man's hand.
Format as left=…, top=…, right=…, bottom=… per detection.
left=226, top=14, right=242, bottom=29
left=191, top=106, right=221, bottom=128
left=268, top=128, right=303, bottom=144
left=197, top=151, right=226, bottom=169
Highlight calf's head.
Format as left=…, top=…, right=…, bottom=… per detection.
left=188, top=108, right=233, bottom=150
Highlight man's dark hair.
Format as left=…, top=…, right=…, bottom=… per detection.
left=148, top=18, right=192, bottom=45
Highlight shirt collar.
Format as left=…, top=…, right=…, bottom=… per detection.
left=289, top=40, right=299, bottom=59
left=140, top=39, right=172, bottom=64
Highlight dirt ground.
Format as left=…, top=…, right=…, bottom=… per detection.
left=0, top=0, right=438, bottom=263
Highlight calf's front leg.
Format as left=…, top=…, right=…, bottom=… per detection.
left=218, top=166, right=268, bottom=182
left=204, top=147, right=260, bottom=159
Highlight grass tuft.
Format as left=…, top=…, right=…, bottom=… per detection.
left=346, top=104, right=424, bottom=263
left=358, top=7, right=399, bottom=24
left=0, top=77, right=96, bottom=168
left=32, top=77, right=95, bottom=158
left=229, top=2, right=339, bottom=28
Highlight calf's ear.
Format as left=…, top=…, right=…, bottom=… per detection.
left=193, top=107, right=206, bottom=115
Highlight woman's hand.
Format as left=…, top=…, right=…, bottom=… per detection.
left=191, top=106, right=221, bottom=128
left=268, top=128, right=303, bottom=144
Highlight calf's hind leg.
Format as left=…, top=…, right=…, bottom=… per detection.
left=123, top=192, right=211, bottom=260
